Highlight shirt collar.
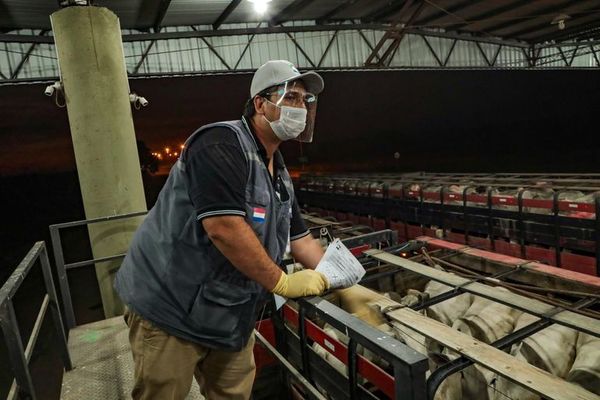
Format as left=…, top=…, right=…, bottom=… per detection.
left=242, top=117, right=285, bottom=170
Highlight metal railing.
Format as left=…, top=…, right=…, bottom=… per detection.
left=49, top=211, right=147, bottom=330
left=0, top=241, right=72, bottom=400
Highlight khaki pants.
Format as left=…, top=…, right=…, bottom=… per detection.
left=124, top=309, right=256, bottom=400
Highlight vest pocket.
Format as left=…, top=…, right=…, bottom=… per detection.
left=187, top=280, right=253, bottom=337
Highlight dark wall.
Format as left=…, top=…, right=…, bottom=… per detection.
left=289, top=69, right=600, bottom=173
left=1, top=69, right=599, bottom=177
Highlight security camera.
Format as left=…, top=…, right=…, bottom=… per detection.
left=129, top=93, right=149, bottom=108
left=44, top=81, right=62, bottom=97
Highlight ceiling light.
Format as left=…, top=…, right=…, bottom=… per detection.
left=248, top=0, right=272, bottom=15
left=551, top=14, right=571, bottom=31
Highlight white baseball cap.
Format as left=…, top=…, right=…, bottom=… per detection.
left=250, top=60, right=324, bottom=98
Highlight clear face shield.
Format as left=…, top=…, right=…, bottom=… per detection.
left=264, top=80, right=318, bottom=143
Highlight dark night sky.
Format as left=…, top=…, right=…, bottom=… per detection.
left=1, top=69, right=599, bottom=176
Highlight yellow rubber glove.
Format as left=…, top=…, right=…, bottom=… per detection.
left=271, top=269, right=330, bottom=298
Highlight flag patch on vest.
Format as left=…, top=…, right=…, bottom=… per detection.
left=252, top=207, right=266, bottom=222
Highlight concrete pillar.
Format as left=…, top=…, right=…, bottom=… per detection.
left=51, top=6, right=147, bottom=318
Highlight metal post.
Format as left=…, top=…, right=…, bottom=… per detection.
left=462, top=186, right=471, bottom=245
left=487, top=187, right=495, bottom=251
left=347, top=338, right=358, bottom=400
left=49, top=226, right=76, bottom=330
left=51, top=6, right=148, bottom=318
left=553, top=191, right=561, bottom=268
left=298, top=305, right=311, bottom=380
left=0, top=300, right=37, bottom=400
left=595, top=193, right=600, bottom=277
left=40, top=245, right=73, bottom=370
left=517, top=188, right=526, bottom=258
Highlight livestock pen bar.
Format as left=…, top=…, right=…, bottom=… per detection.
left=296, top=172, right=600, bottom=276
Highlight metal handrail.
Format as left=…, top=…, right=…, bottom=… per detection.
left=49, top=210, right=148, bottom=330
left=0, top=241, right=72, bottom=400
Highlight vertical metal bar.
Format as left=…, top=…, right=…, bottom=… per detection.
left=475, top=41, right=492, bottom=66
left=517, top=188, right=526, bottom=259
left=568, top=45, right=579, bottom=66
left=401, top=183, right=410, bottom=241
left=439, top=186, right=446, bottom=235
left=595, top=193, right=600, bottom=277
left=365, top=0, right=424, bottom=66
left=132, top=38, right=157, bottom=74
left=357, top=29, right=375, bottom=51
left=317, top=30, right=339, bottom=67
left=557, top=46, right=569, bottom=66
left=199, top=35, right=232, bottom=70
left=419, top=186, right=425, bottom=236
left=11, top=31, right=47, bottom=80
left=347, top=338, right=358, bottom=400
left=40, top=245, right=73, bottom=370
left=442, top=39, right=457, bottom=66
left=383, top=182, right=391, bottom=230
left=233, top=22, right=261, bottom=70
left=589, top=45, right=600, bottom=66
left=285, top=31, right=316, bottom=67
left=487, top=187, right=495, bottom=251
left=298, top=305, right=311, bottom=380
left=553, top=191, right=561, bottom=268
left=0, top=300, right=37, bottom=400
left=462, top=186, right=470, bottom=245
left=522, top=47, right=533, bottom=67
left=49, top=226, right=76, bottom=330
left=421, top=35, right=443, bottom=67
left=491, top=44, right=502, bottom=66
left=393, top=359, right=426, bottom=400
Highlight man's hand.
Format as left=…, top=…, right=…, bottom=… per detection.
left=271, top=269, right=329, bottom=298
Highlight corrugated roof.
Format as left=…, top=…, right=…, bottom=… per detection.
left=1, top=0, right=600, bottom=44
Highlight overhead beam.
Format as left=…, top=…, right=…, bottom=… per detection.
left=285, top=31, right=315, bottom=67
left=0, top=23, right=530, bottom=48
left=480, top=0, right=584, bottom=35
left=535, top=20, right=600, bottom=44
left=363, top=0, right=412, bottom=23
left=417, top=0, right=485, bottom=27
left=421, top=35, right=443, bottom=66
left=317, top=30, right=339, bottom=67
left=132, top=37, right=157, bottom=74
left=365, top=0, right=428, bottom=67
left=153, top=0, right=172, bottom=31
left=316, top=0, right=359, bottom=24
left=270, top=0, right=315, bottom=26
left=212, top=0, right=243, bottom=30
left=504, top=8, right=600, bottom=40
left=443, top=0, right=532, bottom=32
left=10, top=30, right=47, bottom=79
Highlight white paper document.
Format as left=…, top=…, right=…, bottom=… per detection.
left=315, top=238, right=366, bottom=289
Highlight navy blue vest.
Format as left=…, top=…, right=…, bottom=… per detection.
left=114, top=119, right=294, bottom=350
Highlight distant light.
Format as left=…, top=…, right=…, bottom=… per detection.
left=164, top=147, right=170, bottom=154
left=180, top=144, right=185, bottom=149
left=248, top=0, right=271, bottom=15
left=174, top=152, right=178, bottom=156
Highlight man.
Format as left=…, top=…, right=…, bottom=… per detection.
left=114, top=60, right=329, bottom=400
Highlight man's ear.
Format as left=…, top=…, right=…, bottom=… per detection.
left=254, top=96, right=266, bottom=115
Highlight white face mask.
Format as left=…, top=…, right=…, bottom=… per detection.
left=263, top=102, right=307, bottom=141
